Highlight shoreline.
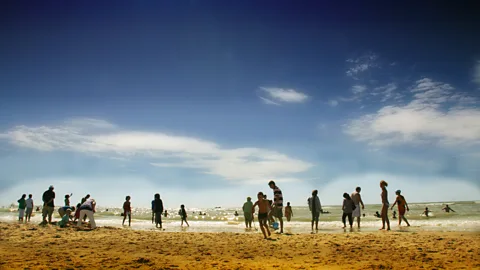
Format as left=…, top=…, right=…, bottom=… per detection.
left=1, top=222, right=479, bottom=269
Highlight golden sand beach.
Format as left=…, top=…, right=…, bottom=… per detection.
left=0, top=222, right=478, bottom=269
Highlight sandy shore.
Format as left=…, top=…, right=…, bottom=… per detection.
left=0, top=222, right=478, bottom=269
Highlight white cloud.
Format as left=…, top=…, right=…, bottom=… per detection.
left=259, top=96, right=280, bottom=106
left=351, top=85, right=367, bottom=94
left=328, top=100, right=339, bottom=107
left=344, top=78, right=480, bottom=147
left=346, top=52, right=379, bottom=78
left=0, top=118, right=313, bottom=184
left=259, top=87, right=308, bottom=104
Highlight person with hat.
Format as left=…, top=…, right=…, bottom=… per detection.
left=42, top=185, right=56, bottom=224
left=242, top=197, right=253, bottom=228
left=391, top=190, right=410, bottom=226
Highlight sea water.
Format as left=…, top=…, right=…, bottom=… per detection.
left=1, top=201, right=479, bottom=233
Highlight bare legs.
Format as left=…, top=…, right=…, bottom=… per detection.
left=259, top=219, right=271, bottom=239
left=380, top=204, right=390, bottom=230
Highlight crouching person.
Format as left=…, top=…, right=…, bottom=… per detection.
left=77, top=198, right=97, bottom=229
left=58, top=209, right=73, bottom=228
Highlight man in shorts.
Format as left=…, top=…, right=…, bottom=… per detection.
left=268, top=180, right=284, bottom=234
left=42, top=185, right=55, bottom=224
left=351, top=187, right=365, bottom=228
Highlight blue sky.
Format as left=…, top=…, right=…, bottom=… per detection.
left=1, top=1, right=479, bottom=208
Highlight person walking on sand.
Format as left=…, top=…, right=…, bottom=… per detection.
left=391, top=190, right=410, bottom=226
left=17, top=194, right=27, bottom=222
left=351, top=187, right=365, bottom=228
left=25, top=194, right=34, bottom=222
left=42, top=185, right=56, bottom=224
left=242, top=197, right=253, bottom=228
left=379, top=180, right=390, bottom=230
left=268, top=180, right=284, bottom=234
left=123, top=196, right=132, bottom=226
left=252, top=192, right=272, bottom=239
left=285, top=202, right=293, bottom=222
left=308, top=190, right=322, bottom=231
left=179, top=205, right=189, bottom=227
left=153, top=193, right=164, bottom=228
left=77, top=198, right=96, bottom=229
left=342, top=193, right=355, bottom=229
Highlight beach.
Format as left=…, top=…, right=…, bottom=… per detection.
left=1, top=222, right=479, bottom=269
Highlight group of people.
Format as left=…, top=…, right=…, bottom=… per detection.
left=15, top=180, right=457, bottom=236
left=17, top=186, right=97, bottom=229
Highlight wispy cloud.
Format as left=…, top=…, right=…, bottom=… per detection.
left=259, top=96, right=280, bottom=106
left=259, top=87, right=309, bottom=104
left=373, top=83, right=402, bottom=102
left=344, top=78, right=480, bottom=147
left=0, top=119, right=313, bottom=183
left=351, top=85, right=367, bottom=94
left=346, top=52, right=379, bottom=78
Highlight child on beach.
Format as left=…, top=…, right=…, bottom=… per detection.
left=64, top=194, right=72, bottom=206
left=123, top=196, right=132, bottom=226
left=164, top=210, right=168, bottom=217
left=25, top=194, right=34, bottom=222
left=58, top=209, right=72, bottom=228
left=285, top=202, right=293, bottom=222
left=179, top=205, right=189, bottom=227
left=342, top=193, right=355, bottom=229
left=252, top=192, right=272, bottom=239
left=17, top=194, right=27, bottom=222
left=391, top=190, right=410, bottom=226
left=73, top=203, right=81, bottom=222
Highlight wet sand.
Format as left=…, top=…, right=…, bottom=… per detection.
left=0, top=222, right=479, bottom=269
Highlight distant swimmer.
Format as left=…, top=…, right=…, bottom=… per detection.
left=374, top=211, right=381, bottom=218
left=422, top=207, right=431, bottom=217
left=392, top=211, right=397, bottom=219
left=234, top=211, right=239, bottom=217
left=442, top=205, right=455, bottom=213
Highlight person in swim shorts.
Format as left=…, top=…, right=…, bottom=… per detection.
left=252, top=192, right=272, bottom=239
left=391, top=190, right=411, bottom=227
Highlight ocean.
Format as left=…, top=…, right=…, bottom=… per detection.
left=1, top=201, right=479, bottom=233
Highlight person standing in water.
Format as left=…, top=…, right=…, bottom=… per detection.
left=153, top=193, right=164, bottom=228
left=342, top=193, right=355, bottom=229
left=285, top=202, right=293, bottom=222
left=25, top=194, right=34, bottom=222
left=242, top=197, right=253, bottom=229
left=391, top=190, right=410, bottom=226
left=308, top=190, right=322, bottom=231
left=423, top=207, right=431, bottom=217
left=351, top=187, right=365, bottom=228
left=122, top=196, right=132, bottom=226
left=379, top=180, right=390, bottom=230
left=17, top=194, right=27, bottom=222
left=442, top=205, right=455, bottom=213
left=179, top=205, right=189, bottom=227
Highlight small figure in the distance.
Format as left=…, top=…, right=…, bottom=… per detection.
left=179, top=205, right=189, bottom=227
left=285, top=202, right=293, bottom=222
left=422, top=207, right=431, bottom=217
left=122, top=196, right=132, bottom=226
left=374, top=211, right=381, bottom=218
